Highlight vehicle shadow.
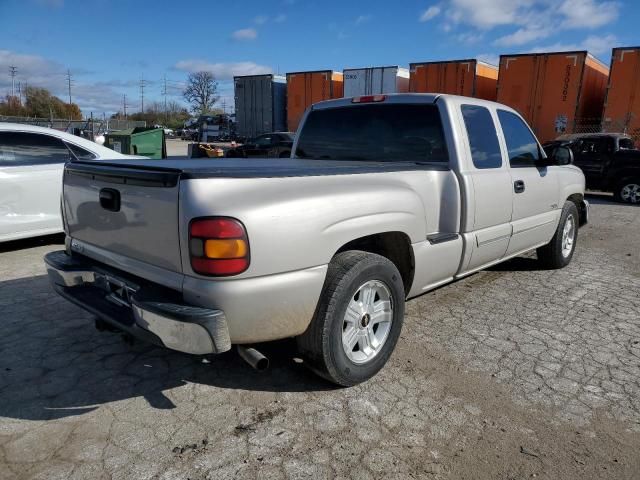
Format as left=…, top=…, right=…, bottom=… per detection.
left=0, top=233, right=65, bottom=254
left=0, top=274, right=334, bottom=422
left=487, top=256, right=542, bottom=272
left=585, top=191, right=638, bottom=207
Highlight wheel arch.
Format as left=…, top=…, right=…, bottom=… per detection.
left=566, top=193, right=588, bottom=227
left=334, top=231, right=415, bottom=296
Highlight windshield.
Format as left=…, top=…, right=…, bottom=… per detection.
left=294, top=104, right=448, bottom=163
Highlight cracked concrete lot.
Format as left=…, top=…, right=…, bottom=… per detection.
left=1, top=193, right=639, bottom=479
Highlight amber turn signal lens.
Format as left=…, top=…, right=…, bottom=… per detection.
left=204, top=239, right=247, bottom=259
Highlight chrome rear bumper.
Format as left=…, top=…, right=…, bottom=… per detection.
left=44, top=250, right=231, bottom=354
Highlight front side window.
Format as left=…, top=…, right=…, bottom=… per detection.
left=0, top=132, right=72, bottom=167
left=255, top=135, right=272, bottom=146
left=460, top=105, right=502, bottom=169
left=497, top=110, right=541, bottom=167
left=576, top=138, right=607, bottom=155
left=619, top=138, right=635, bottom=150
left=294, top=104, right=448, bottom=163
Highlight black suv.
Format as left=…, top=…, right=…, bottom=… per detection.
left=544, top=133, right=640, bottom=203
left=226, top=132, right=294, bottom=159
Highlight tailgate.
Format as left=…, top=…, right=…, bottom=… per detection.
left=63, top=162, right=183, bottom=273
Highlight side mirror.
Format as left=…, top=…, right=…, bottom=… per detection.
left=550, top=146, right=573, bottom=166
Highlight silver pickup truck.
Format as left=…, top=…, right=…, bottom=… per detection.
left=45, top=94, right=588, bottom=386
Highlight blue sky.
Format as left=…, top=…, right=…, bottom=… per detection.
left=0, top=0, right=635, bottom=116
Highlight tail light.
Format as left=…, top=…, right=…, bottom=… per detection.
left=189, top=217, right=250, bottom=276
left=352, top=95, right=386, bottom=103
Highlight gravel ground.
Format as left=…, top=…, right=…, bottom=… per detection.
left=0, top=194, right=639, bottom=479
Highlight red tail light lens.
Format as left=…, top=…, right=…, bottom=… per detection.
left=352, top=95, right=386, bottom=103
left=189, top=217, right=250, bottom=276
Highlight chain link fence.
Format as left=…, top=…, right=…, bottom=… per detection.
left=0, top=116, right=146, bottom=135
left=555, top=117, right=640, bottom=144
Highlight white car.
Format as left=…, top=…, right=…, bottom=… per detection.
left=0, top=123, right=142, bottom=243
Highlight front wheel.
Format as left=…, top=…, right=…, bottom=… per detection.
left=613, top=178, right=640, bottom=204
left=537, top=201, right=579, bottom=269
left=296, top=251, right=405, bottom=386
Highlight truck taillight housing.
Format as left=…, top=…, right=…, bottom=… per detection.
left=189, top=217, right=250, bottom=276
left=352, top=95, right=386, bottom=103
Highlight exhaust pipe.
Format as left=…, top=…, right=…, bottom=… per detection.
left=237, top=345, right=269, bottom=371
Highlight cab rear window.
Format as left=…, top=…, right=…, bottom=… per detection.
left=294, top=104, right=448, bottom=163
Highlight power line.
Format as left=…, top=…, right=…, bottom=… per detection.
left=9, top=66, right=17, bottom=97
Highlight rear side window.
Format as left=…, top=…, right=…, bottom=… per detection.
left=294, top=104, right=448, bottom=163
left=66, top=142, right=97, bottom=160
left=497, top=110, right=541, bottom=167
left=0, top=132, right=72, bottom=166
left=460, top=105, right=502, bottom=169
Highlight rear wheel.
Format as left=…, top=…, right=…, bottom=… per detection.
left=537, top=201, right=579, bottom=269
left=279, top=151, right=291, bottom=158
left=613, top=178, right=640, bottom=204
left=296, top=251, right=405, bottom=386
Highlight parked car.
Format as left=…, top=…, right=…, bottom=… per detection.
left=225, top=132, right=294, bottom=158
left=543, top=133, right=640, bottom=203
left=0, top=123, right=144, bottom=243
left=44, top=94, right=588, bottom=386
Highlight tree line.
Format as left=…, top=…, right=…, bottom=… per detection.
left=0, top=87, right=82, bottom=119
left=0, top=70, right=221, bottom=128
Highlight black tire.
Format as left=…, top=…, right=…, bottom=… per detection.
left=612, top=177, right=640, bottom=204
left=296, top=251, right=405, bottom=386
left=537, top=201, right=579, bottom=269
left=279, top=151, right=291, bottom=158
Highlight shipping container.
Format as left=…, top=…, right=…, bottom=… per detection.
left=286, top=70, right=344, bottom=132
left=602, top=47, right=640, bottom=141
left=409, top=59, right=498, bottom=101
left=234, top=74, right=287, bottom=139
left=497, top=51, right=609, bottom=142
left=343, top=66, right=410, bottom=98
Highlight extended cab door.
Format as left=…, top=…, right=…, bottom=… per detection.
left=571, top=137, right=610, bottom=188
left=457, top=103, right=513, bottom=273
left=0, top=131, right=69, bottom=240
left=495, top=110, right=560, bottom=256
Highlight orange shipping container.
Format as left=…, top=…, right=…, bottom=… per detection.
left=286, top=70, right=344, bottom=132
left=602, top=47, right=640, bottom=141
left=409, top=59, right=498, bottom=101
left=497, top=51, right=609, bottom=143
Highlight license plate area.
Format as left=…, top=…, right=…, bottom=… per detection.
left=94, top=272, right=139, bottom=308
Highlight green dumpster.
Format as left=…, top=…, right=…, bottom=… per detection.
left=104, top=127, right=166, bottom=159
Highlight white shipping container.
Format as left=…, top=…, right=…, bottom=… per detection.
left=343, top=66, right=410, bottom=97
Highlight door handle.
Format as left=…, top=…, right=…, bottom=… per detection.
left=514, top=180, right=525, bottom=194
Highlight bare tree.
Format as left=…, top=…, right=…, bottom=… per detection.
left=183, top=71, right=219, bottom=115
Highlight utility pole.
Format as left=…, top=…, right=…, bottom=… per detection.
left=65, top=69, right=74, bottom=119
left=221, top=98, right=226, bottom=114
left=17, top=82, right=22, bottom=106
left=66, top=69, right=73, bottom=105
left=140, top=74, right=146, bottom=114
left=162, top=75, right=168, bottom=122
left=9, top=66, right=17, bottom=97
left=123, top=94, right=128, bottom=119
